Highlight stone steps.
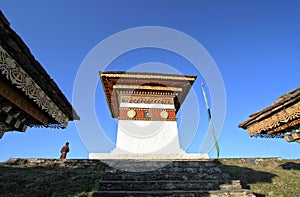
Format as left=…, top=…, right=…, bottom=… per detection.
left=102, top=160, right=218, bottom=172
left=94, top=160, right=255, bottom=197
left=99, top=180, right=242, bottom=191
left=104, top=160, right=217, bottom=170
left=94, top=189, right=255, bottom=197
left=102, top=172, right=229, bottom=181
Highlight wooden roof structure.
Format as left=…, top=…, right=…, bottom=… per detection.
left=239, top=87, right=300, bottom=143
left=100, top=71, right=197, bottom=118
left=0, top=11, right=79, bottom=138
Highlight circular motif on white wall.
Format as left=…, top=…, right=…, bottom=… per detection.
left=127, top=109, right=136, bottom=118
left=160, top=110, right=169, bottom=119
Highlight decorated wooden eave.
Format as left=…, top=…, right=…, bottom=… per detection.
left=99, top=71, right=196, bottom=118
left=239, top=87, right=300, bottom=143
left=0, top=11, right=79, bottom=138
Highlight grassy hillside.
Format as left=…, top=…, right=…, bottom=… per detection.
left=0, top=158, right=299, bottom=196
left=220, top=158, right=300, bottom=197
left=0, top=159, right=104, bottom=197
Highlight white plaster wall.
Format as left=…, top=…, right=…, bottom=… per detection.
left=114, top=120, right=183, bottom=154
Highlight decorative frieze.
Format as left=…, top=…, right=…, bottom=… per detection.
left=120, top=95, right=174, bottom=105
left=0, top=46, right=68, bottom=127
left=119, top=108, right=176, bottom=121
left=114, top=85, right=182, bottom=92
left=248, top=101, right=300, bottom=136
left=117, top=90, right=176, bottom=96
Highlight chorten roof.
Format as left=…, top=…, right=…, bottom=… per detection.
left=100, top=71, right=197, bottom=118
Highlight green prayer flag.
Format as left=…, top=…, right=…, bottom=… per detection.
left=201, top=83, right=220, bottom=158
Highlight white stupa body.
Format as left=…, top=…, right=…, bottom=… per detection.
left=89, top=72, right=208, bottom=160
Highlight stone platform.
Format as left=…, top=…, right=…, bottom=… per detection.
left=94, top=159, right=256, bottom=196
left=4, top=158, right=284, bottom=196
left=89, top=153, right=209, bottom=160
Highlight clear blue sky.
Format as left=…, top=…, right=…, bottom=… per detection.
left=0, top=0, right=299, bottom=161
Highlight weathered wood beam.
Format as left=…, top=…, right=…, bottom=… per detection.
left=0, top=80, right=49, bottom=125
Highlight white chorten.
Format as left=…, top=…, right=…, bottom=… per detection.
left=89, top=71, right=208, bottom=160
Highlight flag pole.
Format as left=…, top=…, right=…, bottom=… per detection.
left=201, top=83, right=220, bottom=158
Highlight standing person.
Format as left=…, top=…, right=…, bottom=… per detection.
left=60, top=142, right=70, bottom=159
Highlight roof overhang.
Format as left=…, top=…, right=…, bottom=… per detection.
left=239, top=87, right=300, bottom=143
left=100, top=71, right=197, bottom=118
left=0, top=11, right=79, bottom=137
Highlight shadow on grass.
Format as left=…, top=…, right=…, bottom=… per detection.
left=280, top=162, right=300, bottom=170
left=0, top=159, right=105, bottom=197
left=221, top=163, right=277, bottom=186
left=220, top=161, right=277, bottom=197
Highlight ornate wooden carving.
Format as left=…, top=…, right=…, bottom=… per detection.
left=0, top=46, right=68, bottom=127
left=247, top=102, right=300, bottom=136
left=0, top=80, right=49, bottom=125
left=239, top=87, right=300, bottom=143
left=120, top=95, right=174, bottom=105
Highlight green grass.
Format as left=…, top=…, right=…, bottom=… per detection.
left=0, top=159, right=105, bottom=197
left=220, top=158, right=300, bottom=197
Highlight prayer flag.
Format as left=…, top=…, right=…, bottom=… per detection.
left=201, top=83, right=220, bottom=158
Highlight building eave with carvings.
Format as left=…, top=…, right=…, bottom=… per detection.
left=0, top=11, right=79, bottom=138
left=239, top=87, right=300, bottom=143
